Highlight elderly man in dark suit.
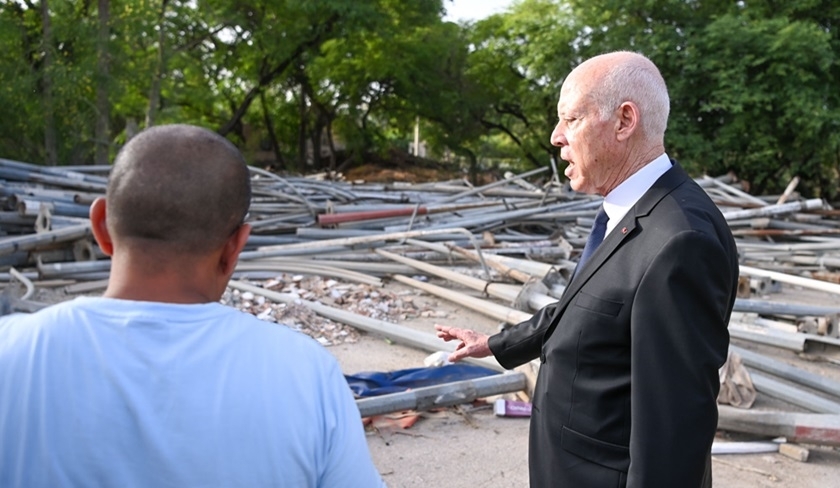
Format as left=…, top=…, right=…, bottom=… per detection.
left=436, top=51, right=738, bottom=488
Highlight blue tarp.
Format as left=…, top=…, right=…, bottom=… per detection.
left=345, top=364, right=499, bottom=397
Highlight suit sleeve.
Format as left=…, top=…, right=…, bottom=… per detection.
left=488, top=301, right=561, bottom=370
left=627, top=230, right=732, bottom=487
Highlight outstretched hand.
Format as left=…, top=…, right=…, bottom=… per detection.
left=434, top=324, right=492, bottom=363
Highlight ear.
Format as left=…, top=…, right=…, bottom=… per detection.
left=89, top=197, right=114, bottom=256
left=615, top=101, right=640, bottom=142
left=219, top=223, right=251, bottom=277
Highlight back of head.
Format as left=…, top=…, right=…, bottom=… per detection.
left=106, top=124, right=251, bottom=255
left=587, top=51, right=670, bottom=141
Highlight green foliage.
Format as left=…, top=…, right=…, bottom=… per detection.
left=456, top=0, right=577, bottom=171
left=0, top=0, right=838, bottom=198
left=678, top=15, right=838, bottom=195
left=566, top=0, right=840, bottom=198
left=0, top=1, right=100, bottom=164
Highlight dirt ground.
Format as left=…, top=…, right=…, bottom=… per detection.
left=329, top=280, right=840, bottom=488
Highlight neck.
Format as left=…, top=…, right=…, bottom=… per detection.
left=602, top=141, right=665, bottom=196
left=103, top=251, right=223, bottom=304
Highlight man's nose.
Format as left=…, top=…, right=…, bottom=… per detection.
left=550, top=124, right=566, bottom=147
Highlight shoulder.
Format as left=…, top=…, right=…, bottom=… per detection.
left=0, top=298, right=89, bottom=334
left=0, top=299, right=98, bottom=367
left=652, top=179, right=730, bottom=233
left=216, top=305, right=339, bottom=364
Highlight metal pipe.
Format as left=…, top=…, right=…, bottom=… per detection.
left=317, top=201, right=501, bottom=227
left=733, top=298, right=840, bottom=317
left=356, top=372, right=527, bottom=418
left=391, top=274, right=532, bottom=326
left=374, top=182, right=534, bottom=199
left=778, top=255, right=840, bottom=271
left=729, top=322, right=840, bottom=358
left=247, top=166, right=318, bottom=213
left=0, top=224, right=92, bottom=256
left=717, top=406, right=840, bottom=447
left=9, top=267, right=35, bottom=301
left=722, top=198, right=825, bottom=221
left=248, top=227, right=493, bottom=279
left=434, top=166, right=550, bottom=203
left=226, top=279, right=505, bottom=372
left=750, top=372, right=840, bottom=414
left=776, top=176, right=801, bottom=204
left=750, top=217, right=837, bottom=231
left=732, top=228, right=840, bottom=238
left=445, top=244, right=534, bottom=284
left=376, top=249, right=521, bottom=301
left=404, top=238, right=563, bottom=279
left=233, top=262, right=382, bottom=287
left=737, top=241, right=840, bottom=253
left=0, top=211, right=36, bottom=226
left=252, top=257, right=419, bottom=276
left=384, top=199, right=595, bottom=233
left=0, top=158, right=109, bottom=184
left=710, top=442, right=780, bottom=455
left=0, top=167, right=107, bottom=192
left=701, top=176, right=768, bottom=207
left=731, top=345, right=840, bottom=400
left=740, top=264, right=840, bottom=296
left=37, top=259, right=111, bottom=278
left=729, top=322, right=807, bottom=352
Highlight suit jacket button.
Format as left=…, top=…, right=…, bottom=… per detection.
left=540, top=353, right=546, bottom=363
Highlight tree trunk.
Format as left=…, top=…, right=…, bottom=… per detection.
left=466, top=149, right=478, bottom=186
left=145, top=0, right=169, bottom=128
left=40, top=0, right=57, bottom=165
left=326, top=120, right=337, bottom=173
left=259, top=91, right=285, bottom=168
left=95, top=0, right=110, bottom=165
left=311, top=118, right=324, bottom=171
left=297, top=86, right=308, bottom=173
left=216, top=13, right=339, bottom=138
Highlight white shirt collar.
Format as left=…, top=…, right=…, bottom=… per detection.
left=602, top=153, right=672, bottom=235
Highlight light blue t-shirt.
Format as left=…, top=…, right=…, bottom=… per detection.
left=0, top=297, right=385, bottom=487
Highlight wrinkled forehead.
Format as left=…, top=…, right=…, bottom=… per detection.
left=556, top=76, right=593, bottom=116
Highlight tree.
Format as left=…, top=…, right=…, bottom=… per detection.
left=680, top=15, right=837, bottom=195
left=95, top=0, right=110, bottom=165
left=459, top=0, right=577, bottom=172
left=39, top=0, right=57, bottom=164
left=565, top=0, right=840, bottom=197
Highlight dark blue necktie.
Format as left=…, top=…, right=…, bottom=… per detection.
left=575, top=207, right=609, bottom=276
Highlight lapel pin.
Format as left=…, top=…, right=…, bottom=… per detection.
left=621, top=227, right=628, bottom=234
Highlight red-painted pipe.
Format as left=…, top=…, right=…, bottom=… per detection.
left=317, top=207, right=429, bottom=226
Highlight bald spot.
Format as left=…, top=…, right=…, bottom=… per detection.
left=575, top=51, right=670, bottom=140
left=106, top=124, right=251, bottom=255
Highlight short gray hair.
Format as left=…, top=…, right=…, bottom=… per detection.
left=593, top=53, right=670, bottom=139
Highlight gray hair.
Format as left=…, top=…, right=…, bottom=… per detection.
left=593, top=52, right=670, bottom=139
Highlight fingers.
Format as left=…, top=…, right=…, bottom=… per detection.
left=435, top=324, right=492, bottom=361
left=448, top=349, right=467, bottom=363
left=434, top=323, right=458, bottom=342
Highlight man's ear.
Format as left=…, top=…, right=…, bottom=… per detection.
left=615, top=101, right=640, bottom=142
left=89, top=197, right=114, bottom=256
left=219, top=223, right=251, bottom=277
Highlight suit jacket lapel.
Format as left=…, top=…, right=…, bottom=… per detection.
left=541, top=161, right=690, bottom=341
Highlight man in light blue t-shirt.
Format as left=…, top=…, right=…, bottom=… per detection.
left=0, top=124, right=385, bottom=487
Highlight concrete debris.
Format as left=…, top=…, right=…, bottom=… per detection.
left=220, top=274, right=441, bottom=345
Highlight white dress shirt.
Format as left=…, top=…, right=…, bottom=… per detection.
left=602, top=153, right=672, bottom=237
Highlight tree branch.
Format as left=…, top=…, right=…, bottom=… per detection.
left=217, top=13, right=340, bottom=137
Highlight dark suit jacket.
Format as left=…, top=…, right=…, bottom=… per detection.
left=488, top=162, right=738, bottom=488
